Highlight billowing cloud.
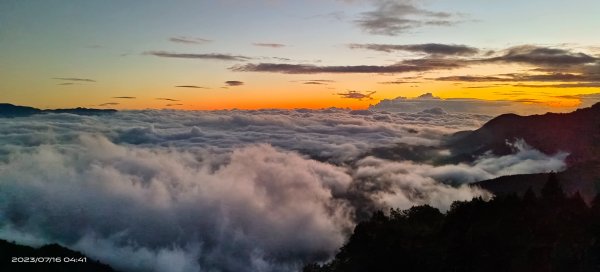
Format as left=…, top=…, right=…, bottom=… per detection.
left=352, top=139, right=566, bottom=212
left=53, top=77, right=96, bottom=82
left=349, top=43, right=479, bottom=55
left=370, top=92, right=600, bottom=115
left=0, top=137, right=354, bottom=272
left=169, top=36, right=212, bottom=44
left=225, top=80, right=244, bottom=87
left=354, top=0, right=458, bottom=36
left=253, top=43, right=286, bottom=48
left=145, top=51, right=251, bottom=61
left=0, top=109, right=569, bottom=272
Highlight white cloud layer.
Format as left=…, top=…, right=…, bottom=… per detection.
left=0, top=110, right=567, bottom=272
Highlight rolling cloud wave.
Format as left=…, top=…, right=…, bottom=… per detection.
left=0, top=110, right=567, bottom=272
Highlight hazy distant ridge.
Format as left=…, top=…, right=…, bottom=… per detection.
left=0, top=103, right=117, bottom=117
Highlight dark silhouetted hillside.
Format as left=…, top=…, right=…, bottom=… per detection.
left=0, top=103, right=116, bottom=117
left=0, top=239, right=117, bottom=272
left=0, top=103, right=42, bottom=117
left=449, top=103, right=600, bottom=165
left=47, top=107, right=117, bottom=115
left=449, top=103, right=600, bottom=199
left=306, top=175, right=600, bottom=272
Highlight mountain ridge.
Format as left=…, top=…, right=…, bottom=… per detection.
left=0, top=103, right=117, bottom=117
left=452, top=102, right=600, bottom=199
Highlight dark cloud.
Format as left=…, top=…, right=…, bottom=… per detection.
left=524, top=73, right=588, bottom=81
left=379, top=80, right=421, bottom=84
left=300, top=79, right=336, bottom=85
left=169, top=36, right=212, bottom=44
left=349, top=43, right=479, bottom=55
left=337, top=90, right=376, bottom=100
left=294, top=79, right=336, bottom=84
left=512, top=82, right=600, bottom=88
left=230, top=58, right=463, bottom=74
left=225, top=80, right=244, bottom=86
left=309, top=79, right=335, bottom=82
left=436, top=72, right=600, bottom=83
left=418, top=45, right=600, bottom=87
left=271, top=57, right=293, bottom=62
left=253, top=43, right=286, bottom=48
left=145, top=51, right=251, bottom=61
left=98, top=102, right=119, bottom=106
left=112, top=96, right=136, bottom=99
left=53, top=77, right=96, bottom=82
left=156, top=98, right=179, bottom=101
left=401, top=58, right=467, bottom=69
left=58, top=83, right=75, bottom=86
left=165, top=103, right=184, bottom=106
left=435, top=75, right=515, bottom=82
left=487, top=45, right=597, bottom=66
left=231, top=44, right=599, bottom=86
left=175, top=85, right=208, bottom=89
left=354, top=0, right=457, bottom=36
left=465, top=85, right=507, bottom=89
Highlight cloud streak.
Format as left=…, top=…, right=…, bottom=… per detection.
left=175, top=85, right=207, bottom=89
left=169, top=36, right=212, bottom=44
left=230, top=59, right=463, bottom=74
left=53, top=77, right=96, bottom=82
left=253, top=43, right=286, bottom=48
left=338, top=90, right=376, bottom=100
left=145, top=51, right=251, bottom=61
left=225, top=80, right=244, bottom=86
left=349, top=43, right=479, bottom=55
left=487, top=45, right=597, bottom=66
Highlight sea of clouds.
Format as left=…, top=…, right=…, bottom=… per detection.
left=0, top=109, right=568, bottom=272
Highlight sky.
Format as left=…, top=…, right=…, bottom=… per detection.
left=1, top=0, right=600, bottom=111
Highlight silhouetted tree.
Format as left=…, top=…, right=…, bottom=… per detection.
left=541, top=172, right=565, bottom=202
left=305, top=174, right=600, bottom=272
